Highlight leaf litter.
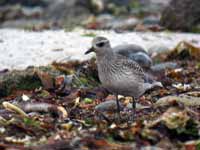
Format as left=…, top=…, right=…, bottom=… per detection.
left=0, top=41, right=200, bottom=150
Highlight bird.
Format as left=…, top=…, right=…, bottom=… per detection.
left=113, top=44, right=152, bottom=70
left=85, top=36, right=162, bottom=119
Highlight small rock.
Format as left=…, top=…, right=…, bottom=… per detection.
left=0, top=0, right=47, bottom=7
left=96, top=14, right=115, bottom=24
left=94, top=16, right=139, bottom=30
left=160, top=0, right=200, bottom=31
left=95, top=14, right=115, bottom=29
left=141, top=146, right=163, bottom=150
left=22, top=94, right=30, bottom=101
left=0, top=68, right=41, bottom=97
left=112, top=18, right=140, bottom=30
left=155, top=95, right=200, bottom=106
left=107, top=0, right=131, bottom=6
left=90, top=0, right=104, bottom=13
left=127, top=103, right=150, bottom=110
left=21, top=6, right=43, bottom=18
left=0, top=66, right=63, bottom=98
left=95, top=100, right=123, bottom=112
left=142, top=16, right=160, bottom=25
left=151, top=62, right=178, bottom=72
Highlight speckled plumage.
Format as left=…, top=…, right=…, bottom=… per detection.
left=85, top=36, right=162, bottom=117
left=97, top=53, right=145, bottom=99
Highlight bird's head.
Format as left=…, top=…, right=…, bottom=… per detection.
left=85, top=36, right=111, bottom=55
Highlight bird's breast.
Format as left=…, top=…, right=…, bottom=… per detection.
left=97, top=62, right=144, bottom=97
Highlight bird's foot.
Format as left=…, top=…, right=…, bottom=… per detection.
left=131, top=109, right=136, bottom=121
left=116, top=112, right=121, bottom=124
left=128, top=108, right=136, bottom=122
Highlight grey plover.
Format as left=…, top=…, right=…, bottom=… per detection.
left=85, top=36, right=162, bottom=118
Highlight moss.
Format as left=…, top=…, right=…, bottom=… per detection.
left=72, top=74, right=99, bottom=88
left=23, top=118, right=40, bottom=127
left=84, top=118, right=94, bottom=125
left=15, top=74, right=42, bottom=90
left=0, top=67, right=58, bottom=97
left=0, top=68, right=44, bottom=97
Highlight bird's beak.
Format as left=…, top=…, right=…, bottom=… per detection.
left=85, top=47, right=95, bottom=55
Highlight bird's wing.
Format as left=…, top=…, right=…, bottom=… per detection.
left=114, top=44, right=147, bottom=54
left=116, top=54, right=145, bottom=79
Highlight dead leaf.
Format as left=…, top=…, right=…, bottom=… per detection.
left=168, top=41, right=200, bottom=60
left=37, top=71, right=54, bottom=89
left=161, top=107, right=189, bottom=129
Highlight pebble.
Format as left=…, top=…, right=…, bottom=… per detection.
left=151, top=62, right=178, bottom=72
left=95, top=100, right=123, bottom=112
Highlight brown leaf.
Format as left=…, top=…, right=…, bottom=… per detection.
left=37, top=71, right=54, bottom=89
left=168, top=41, right=200, bottom=60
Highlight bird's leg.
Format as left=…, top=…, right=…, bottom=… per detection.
left=132, top=97, right=136, bottom=120
left=132, top=97, right=136, bottom=110
left=115, top=94, right=121, bottom=121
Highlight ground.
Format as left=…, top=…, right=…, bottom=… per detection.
left=0, top=40, right=200, bottom=149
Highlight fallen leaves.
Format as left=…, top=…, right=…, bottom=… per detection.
left=37, top=71, right=54, bottom=90
left=169, top=41, right=200, bottom=60
left=0, top=42, right=200, bottom=149
left=161, top=107, right=189, bottom=129
left=3, top=101, right=28, bottom=118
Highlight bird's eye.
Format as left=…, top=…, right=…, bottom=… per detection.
left=96, top=42, right=105, bottom=47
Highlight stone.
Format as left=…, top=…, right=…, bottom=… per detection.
left=111, top=18, right=140, bottom=30
left=92, top=15, right=139, bottom=30
left=142, top=16, right=160, bottom=25
left=0, top=66, right=62, bottom=97
left=160, top=0, right=200, bottom=31
left=0, top=68, right=42, bottom=97
left=155, top=95, right=200, bottom=106
left=45, top=0, right=90, bottom=24
left=151, top=62, right=178, bottom=73
left=95, top=100, right=123, bottom=112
